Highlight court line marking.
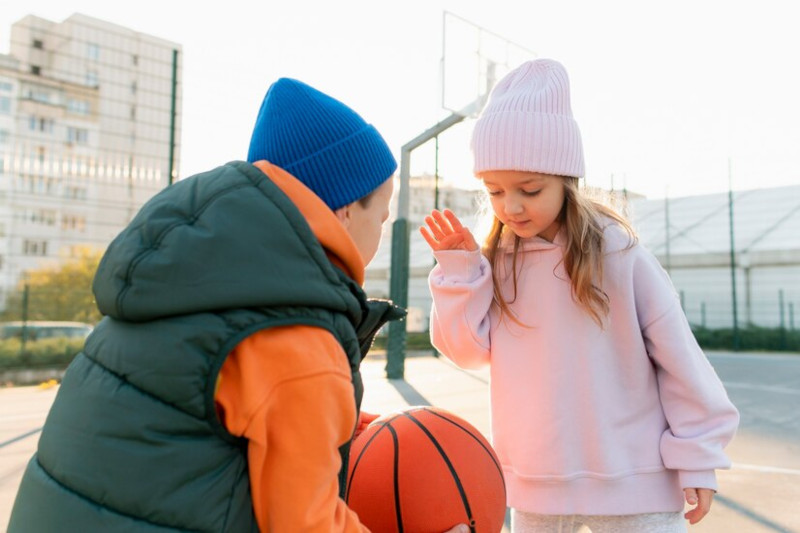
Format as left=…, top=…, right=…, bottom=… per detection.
left=0, top=427, right=42, bottom=449
left=723, top=382, right=800, bottom=395
left=732, top=463, right=800, bottom=476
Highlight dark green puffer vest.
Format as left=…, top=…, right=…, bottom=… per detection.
left=8, top=161, right=403, bottom=532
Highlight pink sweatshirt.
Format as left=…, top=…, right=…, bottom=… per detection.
left=428, top=223, right=739, bottom=515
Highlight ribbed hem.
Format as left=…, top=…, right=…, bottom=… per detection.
left=678, top=469, right=718, bottom=491
left=432, top=249, right=484, bottom=283
left=285, top=124, right=397, bottom=211
left=505, top=469, right=685, bottom=515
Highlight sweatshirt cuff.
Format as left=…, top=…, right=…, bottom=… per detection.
left=432, top=249, right=484, bottom=283
left=678, top=469, right=718, bottom=492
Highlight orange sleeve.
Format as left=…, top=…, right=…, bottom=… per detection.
left=215, top=325, right=370, bottom=532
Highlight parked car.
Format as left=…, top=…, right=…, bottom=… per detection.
left=0, top=321, right=94, bottom=341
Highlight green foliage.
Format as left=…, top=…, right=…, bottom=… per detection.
left=371, top=327, right=800, bottom=354
left=692, top=326, right=800, bottom=352
left=1, top=246, right=103, bottom=324
left=371, top=331, right=433, bottom=351
left=0, top=337, right=86, bottom=370
left=3, top=326, right=796, bottom=374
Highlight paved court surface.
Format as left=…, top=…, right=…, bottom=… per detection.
left=2, top=350, right=798, bottom=532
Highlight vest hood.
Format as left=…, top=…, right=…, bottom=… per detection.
left=93, top=161, right=362, bottom=322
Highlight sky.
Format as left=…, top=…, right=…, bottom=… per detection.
left=1, top=0, right=798, bottom=200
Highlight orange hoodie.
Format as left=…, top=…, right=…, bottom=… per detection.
left=215, top=161, right=369, bottom=531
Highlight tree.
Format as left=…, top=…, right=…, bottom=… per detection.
left=2, top=246, right=104, bottom=324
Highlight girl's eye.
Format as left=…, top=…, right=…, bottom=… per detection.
left=523, top=190, right=541, bottom=196
left=487, top=190, right=502, bottom=197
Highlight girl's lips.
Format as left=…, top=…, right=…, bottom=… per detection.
left=506, top=219, right=529, bottom=229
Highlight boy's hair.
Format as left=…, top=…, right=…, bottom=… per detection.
left=482, top=178, right=636, bottom=327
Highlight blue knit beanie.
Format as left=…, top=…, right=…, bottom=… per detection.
left=247, top=78, right=397, bottom=211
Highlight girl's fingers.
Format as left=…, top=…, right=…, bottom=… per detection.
left=443, top=209, right=464, bottom=231
left=431, top=210, right=455, bottom=235
left=419, top=226, right=439, bottom=249
left=423, top=215, right=447, bottom=241
left=423, top=209, right=478, bottom=252
left=683, top=488, right=714, bottom=525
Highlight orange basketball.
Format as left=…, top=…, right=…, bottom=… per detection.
left=346, top=406, right=506, bottom=533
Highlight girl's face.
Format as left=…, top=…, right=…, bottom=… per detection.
left=479, top=170, right=565, bottom=242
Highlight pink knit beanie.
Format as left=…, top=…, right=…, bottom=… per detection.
left=471, top=59, right=585, bottom=178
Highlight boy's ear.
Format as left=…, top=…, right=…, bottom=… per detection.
left=334, top=204, right=350, bottom=227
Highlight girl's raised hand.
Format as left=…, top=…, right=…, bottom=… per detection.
left=420, top=209, right=478, bottom=252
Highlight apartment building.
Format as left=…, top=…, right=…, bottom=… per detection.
left=0, top=13, right=182, bottom=306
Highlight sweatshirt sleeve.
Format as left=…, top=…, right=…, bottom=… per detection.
left=215, top=325, right=369, bottom=532
left=633, top=250, right=740, bottom=491
left=428, top=248, right=495, bottom=369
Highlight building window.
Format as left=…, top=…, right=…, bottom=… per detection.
left=0, top=81, right=12, bottom=91
left=87, top=43, right=100, bottom=61
left=0, top=129, right=9, bottom=143
left=0, top=96, right=10, bottom=114
left=31, top=65, right=41, bottom=76
left=67, top=98, right=91, bottom=115
left=29, top=89, right=50, bottom=103
left=32, top=39, right=44, bottom=49
left=131, top=81, right=137, bottom=94
left=65, top=186, right=87, bottom=200
left=132, top=54, right=138, bottom=66
left=29, top=116, right=54, bottom=133
left=16, top=175, right=54, bottom=194
left=67, top=127, right=89, bottom=145
left=86, top=71, right=98, bottom=87
left=62, top=214, right=86, bottom=232
left=23, top=240, right=48, bottom=256
left=130, top=105, right=136, bottom=120
left=31, top=209, right=56, bottom=226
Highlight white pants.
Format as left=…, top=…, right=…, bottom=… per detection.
left=511, top=509, right=686, bottom=533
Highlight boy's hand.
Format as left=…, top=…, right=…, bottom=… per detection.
left=354, top=411, right=379, bottom=439
left=684, top=487, right=714, bottom=524
left=420, top=209, right=479, bottom=252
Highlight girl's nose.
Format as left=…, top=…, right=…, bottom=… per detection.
left=505, top=196, right=524, bottom=215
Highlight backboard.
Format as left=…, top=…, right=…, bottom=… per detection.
left=441, top=11, right=537, bottom=118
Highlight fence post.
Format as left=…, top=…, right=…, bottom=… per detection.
left=386, top=111, right=470, bottom=379
left=20, top=284, right=30, bottom=364
left=701, top=302, right=706, bottom=328
left=779, top=290, right=787, bottom=350
left=386, top=218, right=409, bottom=379
left=727, top=160, right=740, bottom=350
left=664, top=192, right=671, bottom=275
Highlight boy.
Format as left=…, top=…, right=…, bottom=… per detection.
left=10, top=78, right=467, bottom=532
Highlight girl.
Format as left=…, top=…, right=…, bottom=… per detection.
left=420, top=59, right=739, bottom=532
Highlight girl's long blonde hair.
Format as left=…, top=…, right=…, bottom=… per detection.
left=482, top=177, right=637, bottom=326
